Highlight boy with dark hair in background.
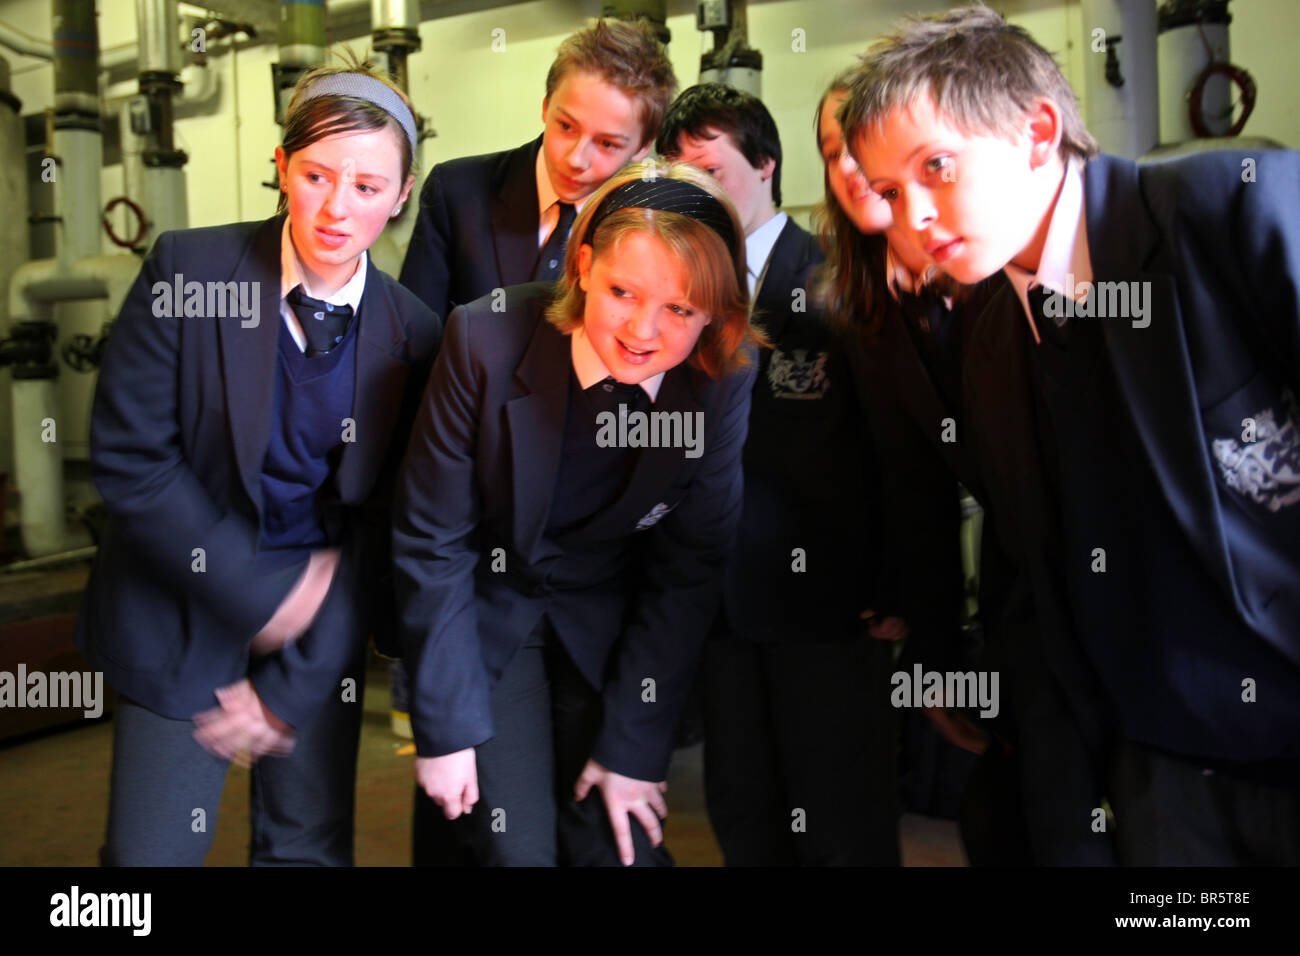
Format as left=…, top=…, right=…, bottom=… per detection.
left=659, top=83, right=901, bottom=865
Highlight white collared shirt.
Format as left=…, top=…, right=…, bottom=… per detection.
left=279, top=217, right=368, bottom=352
left=744, top=211, right=788, bottom=298
left=1003, top=159, right=1093, bottom=344
left=535, top=147, right=595, bottom=250
left=569, top=325, right=664, bottom=403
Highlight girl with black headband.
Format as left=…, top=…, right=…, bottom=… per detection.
left=76, top=59, right=439, bottom=865
left=393, top=159, right=759, bottom=866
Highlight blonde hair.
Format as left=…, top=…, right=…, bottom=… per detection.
left=278, top=50, right=418, bottom=215
left=839, top=4, right=1098, bottom=164
left=546, top=160, right=757, bottom=380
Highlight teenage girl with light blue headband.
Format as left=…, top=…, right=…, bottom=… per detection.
left=77, top=59, right=440, bottom=866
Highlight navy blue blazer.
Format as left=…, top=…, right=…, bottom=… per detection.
left=719, top=218, right=881, bottom=641
left=967, top=150, right=1300, bottom=774
left=393, top=283, right=756, bottom=781
left=399, top=137, right=543, bottom=323
left=76, top=214, right=441, bottom=729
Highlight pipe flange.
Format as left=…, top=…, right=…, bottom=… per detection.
left=142, top=147, right=188, bottom=168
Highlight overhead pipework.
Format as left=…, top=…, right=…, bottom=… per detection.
left=371, top=0, right=420, bottom=94
left=273, top=0, right=327, bottom=125
left=695, top=0, right=760, bottom=97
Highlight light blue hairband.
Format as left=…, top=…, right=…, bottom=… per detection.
left=299, top=72, right=419, bottom=157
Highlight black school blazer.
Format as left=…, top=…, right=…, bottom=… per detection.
left=76, top=214, right=440, bottom=728
left=399, top=137, right=543, bottom=323
left=393, top=283, right=756, bottom=781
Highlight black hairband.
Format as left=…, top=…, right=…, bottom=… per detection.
left=585, top=177, right=740, bottom=256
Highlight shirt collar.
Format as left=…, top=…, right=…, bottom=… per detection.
left=1003, top=159, right=1092, bottom=343
left=570, top=325, right=664, bottom=402
left=744, top=211, right=788, bottom=296
left=535, top=146, right=595, bottom=221
left=280, top=216, right=367, bottom=312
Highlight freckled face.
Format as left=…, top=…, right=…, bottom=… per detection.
left=578, top=231, right=711, bottom=385
left=276, top=125, right=413, bottom=288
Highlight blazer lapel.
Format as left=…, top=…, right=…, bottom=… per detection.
left=752, top=220, right=805, bottom=341
left=570, top=365, right=706, bottom=542
left=504, top=303, right=571, bottom=563
left=1085, top=156, right=1240, bottom=603
left=335, top=256, right=412, bottom=503
left=491, top=136, right=543, bottom=288
left=218, top=215, right=284, bottom=516
left=882, top=305, right=967, bottom=479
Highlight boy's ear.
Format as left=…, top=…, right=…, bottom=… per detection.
left=577, top=243, right=593, bottom=292
left=758, top=155, right=776, bottom=182
left=1025, top=97, right=1064, bottom=170
left=631, top=138, right=653, bottom=162
left=540, top=95, right=550, bottom=126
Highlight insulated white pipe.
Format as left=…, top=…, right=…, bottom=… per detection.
left=1080, top=0, right=1159, bottom=159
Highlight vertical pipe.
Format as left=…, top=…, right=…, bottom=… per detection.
left=0, top=56, right=25, bottom=480
left=1080, top=0, right=1159, bottom=158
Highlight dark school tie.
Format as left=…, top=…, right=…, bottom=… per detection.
left=1027, top=284, right=1070, bottom=349
left=534, top=202, right=576, bottom=282
left=287, top=286, right=353, bottom=357
left=585, top=375, right=649, bottom=416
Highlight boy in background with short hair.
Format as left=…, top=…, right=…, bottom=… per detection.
left=658, top=83, right=900, bottom=866
left=842, top=4, right=1300, bottom=865
left=399, top=17, right=677, bottom=323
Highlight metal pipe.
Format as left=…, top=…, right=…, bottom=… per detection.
left=52, top=0, right=99, bottom=117
left=274, top=0, right=328, bottom=124
left=0, top=18, right=52, bottom=59
left=136, top=0, right=180, bottom=75
left=2, top=545, right=96, bottom=573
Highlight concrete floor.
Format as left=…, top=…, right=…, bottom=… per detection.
left=0, top=654, right=966, bottom=867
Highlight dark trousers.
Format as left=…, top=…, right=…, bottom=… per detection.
left=701, top=631, right=900, bottom=866
left=413, top=617, right=673, bottom=867
left=1109, top=740, right=1300, bottom=865
left=102, top=659, right=366, bottom=866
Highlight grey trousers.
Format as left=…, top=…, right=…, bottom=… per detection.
left=102, top=669, right=365, bottom=867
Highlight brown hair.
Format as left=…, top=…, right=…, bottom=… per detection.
left=546, top=160, right=756, bottom=380
left=812, top=70, right=891, bottom=338
left=545, top=18, right=679, bottom=150
left=278, top=50, right=418, bottom=215
left=812, top=72, right=968, bottom=340
left=839, top=4, right=1098, bottom=166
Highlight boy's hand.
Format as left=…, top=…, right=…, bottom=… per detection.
left=574, top=760, right=668, bottom=866
left=250, top=547, right=342, bottom=656
left=192, top=678, right=295, bottom=766
left=861, top=608, right=909, bottom=642
left=416, top=749, right=479, bottom=819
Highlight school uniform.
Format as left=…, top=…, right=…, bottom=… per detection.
left=697, top=215, right=896, bottom=865
left=860, top=273, right=1116, bottom=865
left=969, top=150, right=1300, bottom=864
left=393, top=282, right=755, bottom=866
left=77, top=213, right=440, bottom=865
left=400, top=136, right=585, bottom=322
left=398, top=135, right=590, bottom=859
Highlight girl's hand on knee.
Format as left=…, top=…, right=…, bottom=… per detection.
left=416, top=749, right=479, bottom=820
left=574, top=760, right=668, bottom=866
